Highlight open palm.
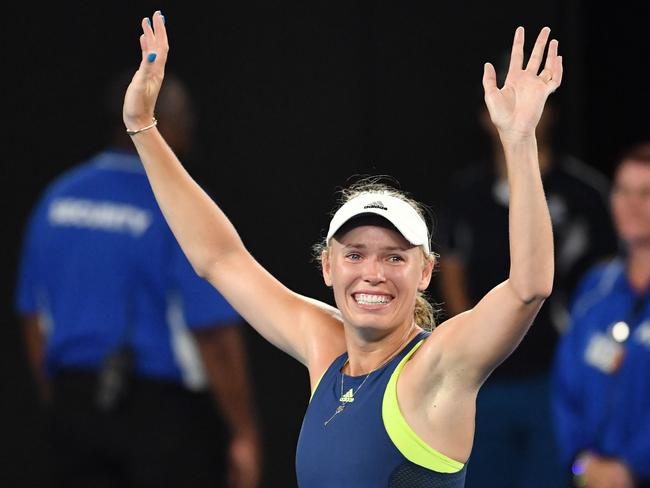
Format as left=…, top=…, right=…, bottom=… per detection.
left=483, top=26, right=563, bottom=140
left=123, top=11, right=169, bottom=130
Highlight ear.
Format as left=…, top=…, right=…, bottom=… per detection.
left=417, top=253, right=435, bottom=291
left=322, top=250, right=333, bottom=287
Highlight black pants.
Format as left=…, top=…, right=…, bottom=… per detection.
left=47, top=370, right=227, bottom=488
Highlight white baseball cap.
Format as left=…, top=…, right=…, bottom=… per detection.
left=326, top=192, right=431, bottom=255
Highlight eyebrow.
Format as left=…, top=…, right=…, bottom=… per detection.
left=342, top=243, right=411, bottom=252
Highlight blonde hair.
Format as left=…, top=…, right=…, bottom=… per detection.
left=313, top=177, right=439, bottom=330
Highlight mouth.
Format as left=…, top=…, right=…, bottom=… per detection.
left=352, top=292, right=394, bottom=308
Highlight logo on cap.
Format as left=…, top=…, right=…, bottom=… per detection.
left=363, top=201, right=388, bottom=211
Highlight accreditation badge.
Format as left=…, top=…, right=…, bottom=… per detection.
left=584, top=332, right=626, bottom=374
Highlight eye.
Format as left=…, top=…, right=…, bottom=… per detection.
left=387, top=255, right=405, bottom=263
left=345, top=252, right=362, bottom=261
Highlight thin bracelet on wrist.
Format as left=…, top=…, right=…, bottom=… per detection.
left=126, top=117, right=157, bottom=136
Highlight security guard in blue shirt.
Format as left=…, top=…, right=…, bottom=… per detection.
left=15, top=72, right=261, bottom=488
left=553, top=141, right=650, bottom=488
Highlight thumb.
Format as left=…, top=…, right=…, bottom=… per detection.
left=482, top=62, right=497, bottom=93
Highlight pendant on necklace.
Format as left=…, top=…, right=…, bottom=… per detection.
left=324, top=405, right=345, bottom=426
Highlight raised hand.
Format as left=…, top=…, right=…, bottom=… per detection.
left=123, top=10, right=169, bottom=131
left=482, top=26, right=563, bottom=142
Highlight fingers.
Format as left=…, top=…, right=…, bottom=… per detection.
left=152, top=11, right=168, bottom=49
left=506, top=26, right=562, bottom=92
left=549, top=55, right=563, bottom=90
left=542, top=39, right=563, bottom=91
left=507, top=26, right=525, bottom=74
left=482, top=62, right=497, bottom=93
left=542, top=39, right=557, bottom=83
left=139, top=11, right=168, bottom=66
left=141, top=16, right=155, bottom=53
left=545, top=39, right=562, bottom=82
left=526, top=26, right=551, bottom=73
left=544, top=38, right=558, bottom=67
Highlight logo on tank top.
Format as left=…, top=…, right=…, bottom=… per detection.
left=340, top=388, right=355, bottom=403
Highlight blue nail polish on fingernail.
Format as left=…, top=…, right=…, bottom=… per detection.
left=147, top=53, right=157, bottom=63
left=161, top=15, right=165, bottom=24
left=146, top=18, right=151, bottom=27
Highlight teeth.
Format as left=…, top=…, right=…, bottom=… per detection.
left=355, top=293, right=390, bottom=305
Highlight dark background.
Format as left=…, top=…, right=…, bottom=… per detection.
left=2, top=2, right=649, bottom=486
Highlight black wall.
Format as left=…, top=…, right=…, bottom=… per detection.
left=3, top=2, right=649, bottom=486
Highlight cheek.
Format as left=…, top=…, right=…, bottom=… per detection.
left=390, top=268, right=421, bottom=294
left=612, top=195, right=632, bottom=219
left=330, top=261, right=352, bottom=283
left=612, top=199, right=650, bottom=236
left=328, top=263, right=356, bottom=294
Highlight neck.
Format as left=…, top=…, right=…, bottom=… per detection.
left=343, top=322, right=420, bottom=376
left=627, top=244, right=650, bottom=293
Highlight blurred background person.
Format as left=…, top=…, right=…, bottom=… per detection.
left=553, top=141, right=650, bottom=488
left=436, top=55, right=618, bottom=488
left=14, top=71, right=261, bottom=488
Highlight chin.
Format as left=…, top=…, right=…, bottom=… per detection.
left=347, top=310, right=404, bottom=333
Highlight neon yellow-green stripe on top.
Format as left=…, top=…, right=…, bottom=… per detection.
left=382, top=339, right=465, bottom=473
left=310, top=371, right=325, bottom=402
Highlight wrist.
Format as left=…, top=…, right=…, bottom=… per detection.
left=498, top=129, right=537, bottom=148
left=125, top=117, right=158, bottom=136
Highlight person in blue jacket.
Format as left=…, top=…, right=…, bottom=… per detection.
left=122, top=11, right=562, bottom=487
left=15, top=71, right=261, bottom=487
left=553, top=141, right=650, bottom=488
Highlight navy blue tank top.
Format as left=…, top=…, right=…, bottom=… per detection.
left=296, top=331, right=467, bottom=487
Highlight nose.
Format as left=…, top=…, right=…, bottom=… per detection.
left=363, top=256, right=386, bottom=285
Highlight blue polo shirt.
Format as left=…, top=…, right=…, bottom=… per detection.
left=552, top=258, right=650, bottom=479
left=15, top=149, right=240, bottom=389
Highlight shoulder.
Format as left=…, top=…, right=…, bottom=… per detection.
left=38, top=151, right=130, bottom=195
left=570, top=258, right=624, bottom=318
left=575, top=258, right=621, bottom=293
left=41, top=162, right=97, bottom=198
left=48, top=152, right=157, bottom=207
left=26, top=161, right=97, bottom=223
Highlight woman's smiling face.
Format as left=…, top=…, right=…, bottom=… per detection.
left=611, top=159, right=650, bottom=247
left=322, top=223, right=433, bottom=335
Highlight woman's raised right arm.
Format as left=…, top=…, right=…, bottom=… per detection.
left=122, top=12, right=345, bottom=368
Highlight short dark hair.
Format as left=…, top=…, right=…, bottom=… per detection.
left=617, top=141, right=650, bottom=166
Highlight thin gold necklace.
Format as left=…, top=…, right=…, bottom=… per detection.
left=323, top=325, right=416, bottom=427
